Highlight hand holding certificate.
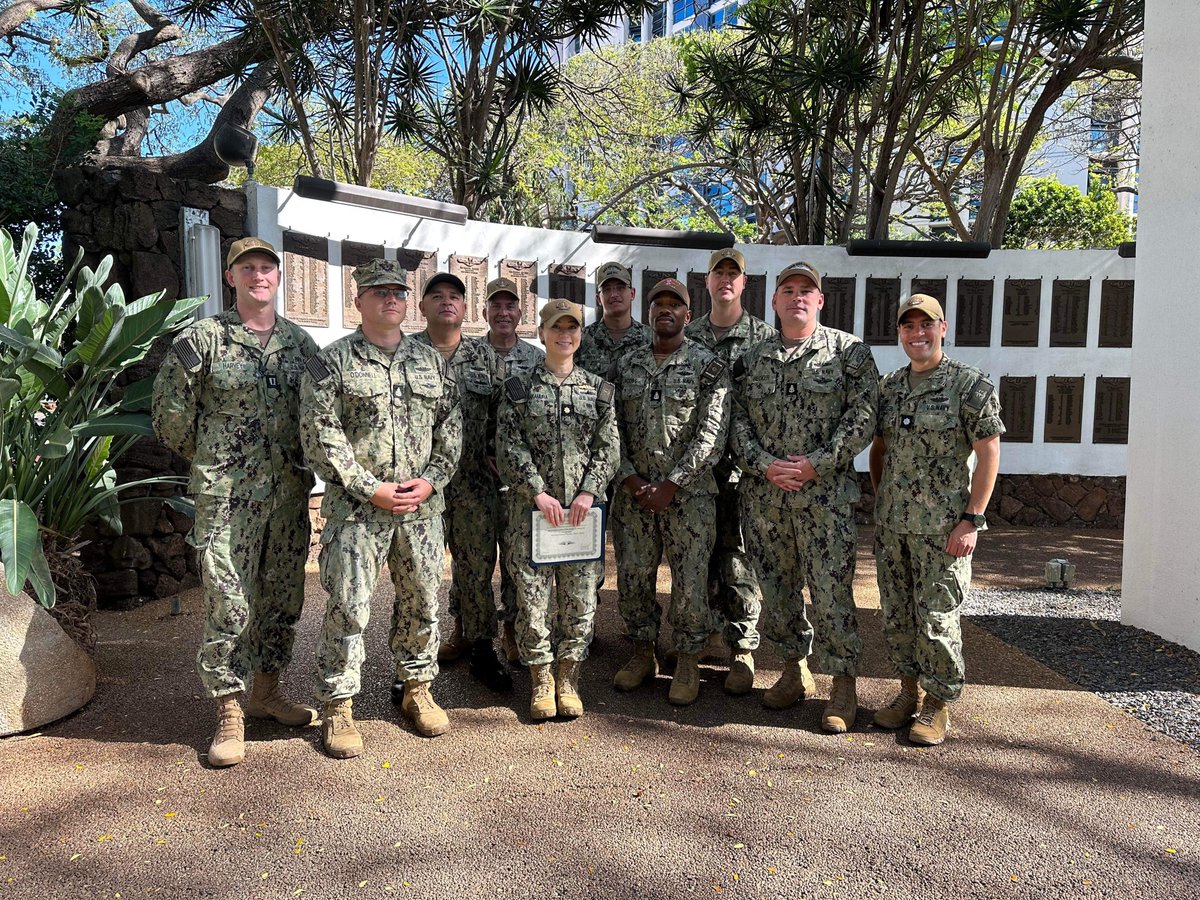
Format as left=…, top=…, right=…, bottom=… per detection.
left=530, top=504, right=606, bottom=566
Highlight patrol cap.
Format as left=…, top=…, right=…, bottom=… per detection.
left=485, top=276, right=520, bottom=303
left=595, top=261, right=632, bottom=287
left=422, top=271, right=467, bottom=297
left=353, top=258, right=411, bottom=292
left=708, top=247, right=745, bottom=273
left=897, top=293, right=945, bottom=324
left=648, top=277, right=690, bottom=306
left=226, top=237, right=280, bottom=269
left=775, top=261, right=821, bottom=290
left=539, top=298, right=585, bottom=328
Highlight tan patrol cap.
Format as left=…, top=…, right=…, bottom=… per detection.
left=648, top=277, right=690, bottom=306
left=486, top=276, right=521, bottom=302
left=708, top=247, right=745, bottom=273
left=595, top=261, right=632, bottom=286
left=540, top=298, right=585, bottom=328
left=897, top=293, right=945, bottom=324
left=226, top=237, right=280, bottom=269
left=353, top=258, right=411, bottom=291
left=776, top=261, right=821, bottom=289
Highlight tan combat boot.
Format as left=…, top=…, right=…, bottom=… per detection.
left=821, top=675, right=859, bottom=733
left=500, top=621, right=520, bottom=665
left=556, top=659, right=584, bottom=718
left=613, top=640, right=659, bottom=691
left=873, top=677, right=923, bottom=730
left=762, top=657, right=817, bottom=710
left=529, top=663, right=557, bottom=720
left=246, top=671, right=316, bottom=726
left=321, top=697, right=364, bottom=759
left=724, top=650, right=755, bottom=695
left=401, top=680, right=450, bottom=737
left=208, top=693, right=245, bottom=767
left=665, top=630, right=727, bottom=666
left=438, top=616, right=467, bottom=663
left=908, top=695, right=950, bottom=746
left=668, top=652, right=701, bottom=706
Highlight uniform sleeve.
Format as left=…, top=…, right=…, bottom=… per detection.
left=579, top=391, right=619, bottom=499
left=151, top=332, right=203, bottom=462
left=668, top=370, right=730, bottom=489
left=806, top=342, right=879, bottom=479
left=963, top=375, right=1005, bottom=443
left=497, top=392, right=547, bottom=503
left=731, top=353, right=778, bottom=476
left=610, top=365, right=639, bottom=485
left=299, top=356, right=382, bottom=503
left=421, top=365, right=463, bottom=491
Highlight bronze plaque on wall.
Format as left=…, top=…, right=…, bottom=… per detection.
left=1044, top=376, right=1084, bottom=443
left=910, top=278, right=947, bottom=304
left=865, top=278, right=901, bottom=345
left=744, top=273, right=767, bottom=319
left=687, top=271, right=712, bottom=321
left=449, top=255, right=488, bottom=333
left=1050, top=279, right=1089, bottom=347
left=955, top=279, right=993, bottom=347
left=1093, top=376, right=1131, bottom=444
left=640, top=269, right=678, bottom=323
left=395, top=248, right=437, bottom=332
left=499, top=258, right=540, bottom=339
left=339, top=240, right=384, bottom=328
left=282, top=232, right=329, bottom=326
left=822, top=277, right=855, bottom=334
left=548, top=263, right=585, bottom=306
left=999, top=376, right=1035, bottom=443
left=1099, top=279, right=1134, bottom=348
left=1002, top=279, right=1041, bottom=346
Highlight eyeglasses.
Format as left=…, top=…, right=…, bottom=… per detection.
left=363, top=288, right=409, bottom=301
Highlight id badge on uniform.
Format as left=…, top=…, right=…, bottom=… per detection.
left=530, top=504, right=606, bottom=566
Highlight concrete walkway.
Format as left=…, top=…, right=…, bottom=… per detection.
left=1, top=528, right=1196, bottom=899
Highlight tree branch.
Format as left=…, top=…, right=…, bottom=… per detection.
left=0, top=0, right=66, bottom=42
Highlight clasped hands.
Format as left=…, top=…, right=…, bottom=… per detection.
left=766, top=455, right=818, bottom=491
left=370, top=479, right=435, bottom=514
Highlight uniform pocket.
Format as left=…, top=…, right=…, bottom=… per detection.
left=210, top=362, right=259, bottom=417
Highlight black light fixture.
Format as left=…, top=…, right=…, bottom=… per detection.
left=846, top=239, right=991, bottom=259
left=292, top=175, right=469, bottom=225
left=214, top=123, right=259, bottom=177
left=590, top=224, right=735, bottom=251
left=1117, top=241, right=1136, bottom=258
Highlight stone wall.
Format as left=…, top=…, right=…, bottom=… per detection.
left=56, top=166, right=246, bottom=609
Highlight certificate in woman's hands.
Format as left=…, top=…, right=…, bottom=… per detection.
left=530, top=505, right=606, bottom=566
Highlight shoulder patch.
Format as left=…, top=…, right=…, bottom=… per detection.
left=172, top=337, right=201, bottom=372
left=845, top=342, right=874, bottom=377
left=597, top=380, right=615, bottom=405
left=963, top=375, right=995, bottom=413
left=304, top=355, right=332, bottom=383
left=505, top=375, right=530, bottom=403
left=700, top=356, right=728, bottom=389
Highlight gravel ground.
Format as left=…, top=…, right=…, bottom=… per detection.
left=965, top=587, right=1200, bottom=754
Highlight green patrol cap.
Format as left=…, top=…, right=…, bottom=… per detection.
left=776, top=261, right=822, bottom=290
left=353, top=258, right=411, bottom=291
left=595, top=261, right=632, bottom=287
left=486, top=276, right=521, bottom=303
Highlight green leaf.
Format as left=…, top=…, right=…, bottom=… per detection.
left=75, top=304, right=125, bottom=366
left=0, top=377, right=19, bottom=406
left=0, top=499, right=40, bottom=598
left=118, top=376, right=155, bottom=412
left=73, top=412, right=155, bottom=437
left=26, top=539, right=55, bottom=609
left=163, top=495, right=195, bottom=518
left=38, top=419, right=74, bottom=458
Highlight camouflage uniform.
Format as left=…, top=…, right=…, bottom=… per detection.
left=684, top=310, right=775, bottom=650
left=489, top=339, right=546, bottom=625
left=300, top=329, right=462, bottom=701
left=496, top=366, right=620, bottom=665
left=732, top=326, right=878, bottom=675
left=875, top=357, right=1004, bottom=702
left=609, top=340, right=730, bottom=653
left=152, top=309, right=317, bottom=699
left=414, top=331, right=502, bottom=643
left=576, top=318, right=652, bottom=377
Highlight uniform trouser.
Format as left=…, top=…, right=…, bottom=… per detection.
left=874, top=525, right=970, bottom=703
left=505, top=501, right=600, bottom=666
left=444, top=474, right=498, bottom=642
left=706, top=476, right=761, bottom=651
left=315, top=516, right=444, bottom=702
left=613, top=488, right=715, bottom=654
left=743, top=499, right=862, bottom=675
left=493, top=488, right=519, bottom=625
left=194, top=491, right=310, bottom=699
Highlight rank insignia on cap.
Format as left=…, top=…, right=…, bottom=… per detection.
left=305, top=355, right=332, bottom=383
left=173, top=337, right=201, bottom=372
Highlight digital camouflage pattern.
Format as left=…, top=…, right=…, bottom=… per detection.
left=732, top=326, right=879, bottom=674
left=608, top=340, right=729, bottom=652
left=301, top=328, right=462, bottom=700
left=152, top=309, right=317, bottom=699
left=495, top=337, right=546, bottom=378
left=684, top=309, right=775, bottom=650
left=414, top=332, right=503, bottom=642
left=497, top=365, right=619, bottom=664
left=575, top=317, right=652, bottom=377
left=874, top=355, right=1005, bottom=702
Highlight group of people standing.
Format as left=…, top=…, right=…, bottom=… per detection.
left=152, top=235, right=1002, bottom=766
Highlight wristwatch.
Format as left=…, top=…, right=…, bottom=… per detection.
left=960, top=512, right=987, bottom=529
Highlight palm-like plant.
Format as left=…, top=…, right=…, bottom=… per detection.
left=0, top=224, right=204, bottom=619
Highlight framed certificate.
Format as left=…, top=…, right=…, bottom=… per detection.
left=530, top=504, right=607, bottom=566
